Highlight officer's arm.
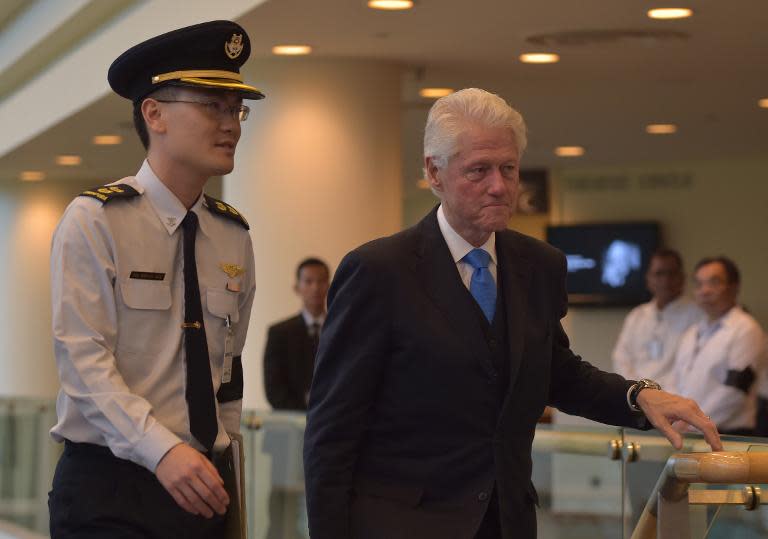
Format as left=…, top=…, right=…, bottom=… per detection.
left=51, top=201, right=181, bottom=471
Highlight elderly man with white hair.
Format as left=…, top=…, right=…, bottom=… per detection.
left=303, top=88, right=721, bottom=539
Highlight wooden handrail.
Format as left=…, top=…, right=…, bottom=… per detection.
left=631, top=451, right=768, bottom=539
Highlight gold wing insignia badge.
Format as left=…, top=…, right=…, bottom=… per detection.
left=225, top=34, right=244, bottom=59
left=220, top=263, right=245, bottom=278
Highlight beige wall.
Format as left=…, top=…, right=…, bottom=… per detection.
left=226, top=58, right=404, bottom=409
left=0, top=178, right=92, bottom=397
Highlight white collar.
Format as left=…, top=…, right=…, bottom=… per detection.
left=697, top=305, right=740, bottom=335
left=301, top=309, right=325, bottom=327
left=135, top=159, right=204, bottom=236
left=436, top=205, right=496, bottom=265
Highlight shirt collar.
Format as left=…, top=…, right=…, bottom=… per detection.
left=696, top=305, right=739, bottom=336
left=436, top=204, right=496, bottom=265
left=135, top=160, right=205, bottom=236
left=301, top=309, right=325, bottom=327
left=653, top=296, right=685, bottom=317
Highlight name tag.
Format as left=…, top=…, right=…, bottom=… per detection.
left=129, top=271, right=165, bottom=281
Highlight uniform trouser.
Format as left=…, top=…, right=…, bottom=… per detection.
left=48, top=441, right=229, bottom=539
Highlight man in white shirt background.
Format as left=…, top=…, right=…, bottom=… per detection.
left=612, top=248, right=703, bottom=388
left=673, top=256, right=766, bottom=435
left=612, top=248, right=703, bottom=521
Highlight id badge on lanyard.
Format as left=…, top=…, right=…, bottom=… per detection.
left=222, top=315, right=234, bottom=383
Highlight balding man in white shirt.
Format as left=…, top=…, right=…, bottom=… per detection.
left=673, top=256, right=766, bottom=435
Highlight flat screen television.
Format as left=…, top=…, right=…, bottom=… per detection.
left=545, top=222, right=660, bottom=306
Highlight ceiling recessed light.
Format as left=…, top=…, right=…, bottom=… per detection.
left=93, top=135, right=123, bottom=145
left=646, top=123, right=678, bottom=134
left=419, top=88, right=454, bottom=99
left=555, top=146, right=585, bottom=157
left=759, top=98, right=768, bottom=109
left=520, top=53, right=560, bottom=64
left=20, top=171, right=45, bottom=181
left=368, top=0, right=414, bottom=10
left=56, top=155, right=82, bottom=166
left=647, top=8, right=693, bottom=20
left=416, top=178, right=430, bottom=190
left=272, top=45, right=312, bottom=56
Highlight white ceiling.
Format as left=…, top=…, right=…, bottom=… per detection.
left=1, top=0, right=767, bottom=183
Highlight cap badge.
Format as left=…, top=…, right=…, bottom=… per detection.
left=220, top=263, right=245, bottom=278
left=225, top=34, right=244, bottom=59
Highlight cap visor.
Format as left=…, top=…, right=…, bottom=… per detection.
left=177, top=77, right=265, bottom=100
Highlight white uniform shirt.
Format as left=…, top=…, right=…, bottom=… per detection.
left=612, top=297, right=703, bottom=388
left=437, top=204, right=497, bottom=289
left=672, top=306, right=766, bottom=431
left=50, top=160, right=256, bottom=472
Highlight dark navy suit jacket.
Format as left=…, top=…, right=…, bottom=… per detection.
left=303, top=207, right=645, bottom=539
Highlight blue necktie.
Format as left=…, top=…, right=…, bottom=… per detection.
left=464, top=248, right=496, bottom=322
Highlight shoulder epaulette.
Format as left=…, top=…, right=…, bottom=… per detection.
left=204, top=194, right=250, bottom=230
left=79, top=184, right=140, bottom=204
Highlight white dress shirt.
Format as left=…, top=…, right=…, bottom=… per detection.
left=672, top=306, right=766, bottom=431
left=436, top=205, right=497, bottom=289
left=50, top=160, right=256, bottom=472
left=612, top=297, right=703, bottom=388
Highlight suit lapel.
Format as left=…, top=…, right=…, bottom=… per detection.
left=408, top=208, right=496, bottom=378
left=496, top=231, right=532, bottom=393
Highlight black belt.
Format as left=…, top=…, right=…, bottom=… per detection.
left=64, top=440, right=230, bottom=466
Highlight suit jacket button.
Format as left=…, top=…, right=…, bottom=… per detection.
left=478, top=491, right=488, bottom=502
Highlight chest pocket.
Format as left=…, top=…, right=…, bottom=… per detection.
left=207, top=288, right=239, bottom=324
left=121, top=280, right=171, bottom=310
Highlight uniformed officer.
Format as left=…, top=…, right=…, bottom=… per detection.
left=48, top=20, right=261, bottom=538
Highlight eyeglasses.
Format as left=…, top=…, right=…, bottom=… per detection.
left=154, top=99, right=250, bottom=121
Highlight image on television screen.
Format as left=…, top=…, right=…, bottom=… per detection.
left=545, top=222, right=660, bottom=306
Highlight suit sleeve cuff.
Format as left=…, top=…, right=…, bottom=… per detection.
left=132, top=423, right=183, bottom=472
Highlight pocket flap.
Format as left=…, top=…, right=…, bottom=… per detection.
left=206, top=288, right=239, bottom=323
left=121, top=280, right=171, bottom=310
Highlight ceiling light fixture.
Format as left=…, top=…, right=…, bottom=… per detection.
left=519, top=53, right=560, bottom=64
left=272, top=45, right=312, bottom=56
left=56, top=155, right=82, bottom=166
left=92, top=135, right=123, bottom=145
left=647, top=8, right=693, bottom=20
left=645, top=123, right=678, bottom=134
left=20, top=171, right=45, bottom=181
left=554, top=146, right=585, bottom=157
left=368, top=0, right=414, bottom=10
left=419, top=88, right=454, bottom=99
left=759, top=98, right=768, bottom=109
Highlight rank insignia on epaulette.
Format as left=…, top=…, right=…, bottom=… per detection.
left=79, top=184, right=140, bottom=203
left=203, top=194, right=249, bottom=230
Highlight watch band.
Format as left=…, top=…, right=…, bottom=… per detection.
left=626, top=378, right=662, bottom=412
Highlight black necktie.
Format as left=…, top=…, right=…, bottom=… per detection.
left=181, top=211, right=217, bottom=452
left=309, top=322, right=321, bottom=357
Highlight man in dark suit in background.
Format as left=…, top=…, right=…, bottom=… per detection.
left=303, top=88, right=721, bottom=539
left=263, top=258, right=329, bottom=539
left=264, top=257, right=330, bottom=411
